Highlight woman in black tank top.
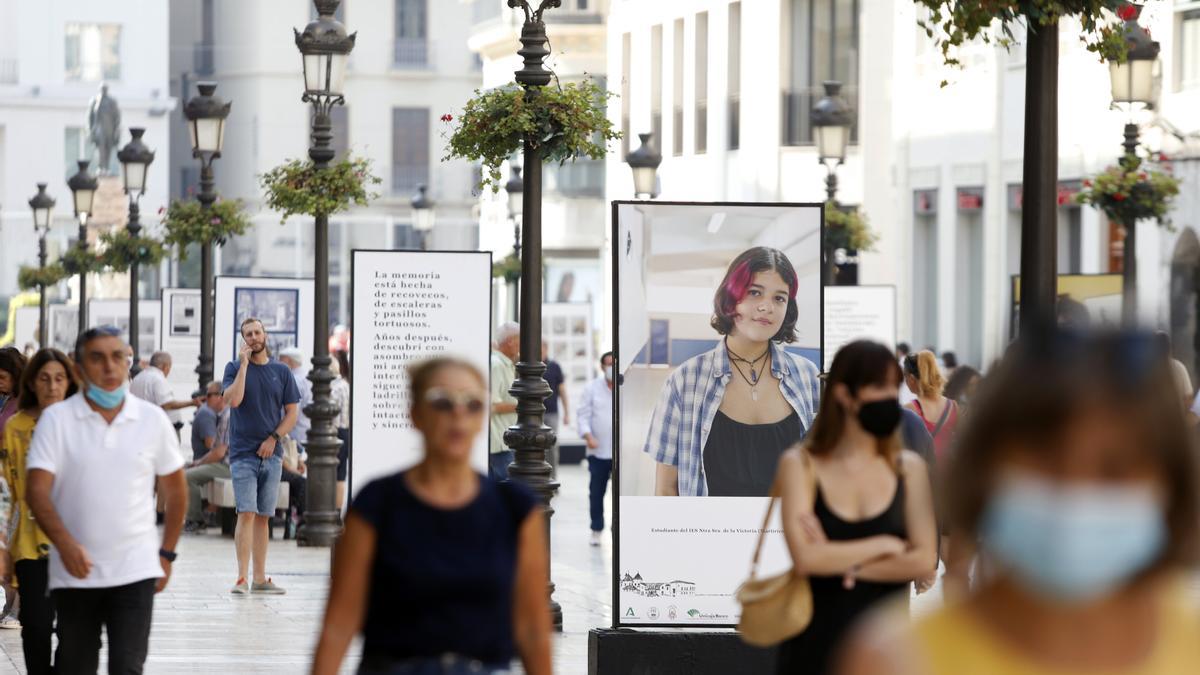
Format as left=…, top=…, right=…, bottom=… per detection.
left=773, top=341, right=939, bottom=675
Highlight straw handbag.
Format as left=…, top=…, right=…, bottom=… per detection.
left=736, top=452, right=815, bottom=647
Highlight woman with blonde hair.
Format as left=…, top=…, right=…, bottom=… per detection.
left=775, top=340, right=937, bottom=675
left=903, top=350, right=958, bottom=460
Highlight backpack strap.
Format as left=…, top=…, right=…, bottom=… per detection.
left=931, top=400, right=954, bottom=439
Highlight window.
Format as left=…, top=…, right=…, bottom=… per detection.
left=651, top=25, right=663, bottom=149
left=621, top=33, right=631, bottom=157
left=728, top=3, right=741, bottom=150
left=695, top=12, right=708, bottom=154
left=1180, top=9, right=1200, bottom=91
left=395, top=0, right=428, bottom=67
left=672, top=19, right=684, bottom=156
left=65, top=23, right=120, bottom=81
left=64, top=127, right=86, bottom=180
left=330, top=106, right=349, bottom=162
left=782, top=0, right=859, bottom=146
left=392, top=107, right=430, bottom=193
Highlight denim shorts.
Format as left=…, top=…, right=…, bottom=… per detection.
left=230, top=455, right=283, bottom=516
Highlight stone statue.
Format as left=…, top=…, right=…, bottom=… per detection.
left=87, top=83, right=121, bottom=174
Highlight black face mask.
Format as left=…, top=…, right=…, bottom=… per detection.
left=857, top=398, right=901, bottom=438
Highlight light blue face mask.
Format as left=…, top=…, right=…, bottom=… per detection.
left=980, top=471, right=1166, bottom=603
left=85, top=382, right=128, bottom=410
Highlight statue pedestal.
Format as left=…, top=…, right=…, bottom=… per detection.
left=91, top=177, right=132, bottom=300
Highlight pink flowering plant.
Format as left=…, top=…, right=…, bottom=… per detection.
left=160, top=198, right=252, bottom=254
left=442, top=79, right=620, bottom=192
left=259, top=154, right=380, bottom=222
left=915, top=0, right=1144, bottom=69
left=1075, top=154, right=1180, bottom=228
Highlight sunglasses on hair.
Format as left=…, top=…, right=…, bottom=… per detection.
left=424, top=388, right=486, bottom=415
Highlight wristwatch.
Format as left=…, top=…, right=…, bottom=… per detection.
left=159, top=548, right=177, bottom=562
left=269, top=431, right=282, bottom=443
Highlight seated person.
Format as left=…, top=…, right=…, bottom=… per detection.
left=185, top=381, right=231, bottom=532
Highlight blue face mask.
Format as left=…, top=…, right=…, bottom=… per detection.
left=85, top=382, right=128, bottom=410
left=980, top=471, right=1166, bottom=603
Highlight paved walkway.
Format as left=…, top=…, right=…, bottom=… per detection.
left=0, top=462, right=611, bottom=674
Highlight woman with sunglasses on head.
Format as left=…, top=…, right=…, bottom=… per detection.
left=840, top=332, right=1200, bottom=675
left=645, top=247, right=821, bottom=497
left=903, top=350, right=958, bottom=461
left=0, top=349, right=78, bottom=675
left=776, top=340, right=938, bottom=675
left=311, top=357, right=551, bottom=675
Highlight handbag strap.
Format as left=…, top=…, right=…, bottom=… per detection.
left=748, top=447, right=816, bottom=579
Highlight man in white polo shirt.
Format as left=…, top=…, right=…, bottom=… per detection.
left=129, top=350, right=201, bottom=440
left=26, top=325, right=187, bottom=674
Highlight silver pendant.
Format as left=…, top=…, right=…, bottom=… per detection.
left=751, top=387, right=759, bottom=401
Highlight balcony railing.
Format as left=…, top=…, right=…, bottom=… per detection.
left=546, top=159, right=604, bottom=198
left=393, top=38, right=432, bottom=69
left=0, top=58, right=17, bottom=84
left=392, top=163, right=430, bottom=194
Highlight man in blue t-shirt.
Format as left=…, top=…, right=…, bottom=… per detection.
left=222, top=318, right=299, bottom=596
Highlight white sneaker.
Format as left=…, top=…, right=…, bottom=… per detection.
left=590, top=531, right=602, bottom=547
left=0, top=615, right=20, bottom=629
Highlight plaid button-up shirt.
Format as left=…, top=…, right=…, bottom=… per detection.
left=642, top=341, right=821, bottom=496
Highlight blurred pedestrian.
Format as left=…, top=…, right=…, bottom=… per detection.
left=489, top=323, right=520, bottom=480
left=1, top=348, right=76, bottom=674
left=331, top=353, right=351, bottom=509
left=278, top=347, right=312, bottom=452
left=839, top=331, right=1200, bottom=675
left=895, top=343, right=915, bottom=406
left=311, top=357, right=551, bottom=675
left=0, top=347, right=27, bottom=629
left=26, top=327, right=187, bottom=674
left=541, top=341, right=569, bottom=478
left=129, top=351, right=201, bottom=440
left=1154, top=332, right=1193, bottom=414
left=903, top=350, right=958, bottom=461
left=579, top=351, right=614, bottom=547
left=184, top=382, right=230, bottom=533
left=774, top=340, right=937, bottom=675
left=943, top=366, right=982, bottom=408
left=222, top=318, right=299, bottom=595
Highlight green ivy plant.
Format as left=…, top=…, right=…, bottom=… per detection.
left=915, top=0, right=1136, bottom=69
left=259, top=154, right=381, bottom=222
left=98, top=229, right=167, bottom=272
left=1075, top=153, right=1180, bottom=228
left=492, top=253, right=523, bottom=283
left=443, top=79, right=621, bottom=192
left=160, top=198, right=252, bottom=255
left=60, top=247, right=107, bottom=276
left=825, top=204, right=879, bottom=253
left=17, top=263, right=69, bottom=291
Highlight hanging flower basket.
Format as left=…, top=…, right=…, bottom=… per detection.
left=161, top=198, right=252, bottom=254
left=259, top=154, right=381, bottom=222
left=915, top=0, right=1137, bottom=69
left=492, top=253, right=523, bottom=283
left=442, top=79, right=621, bottom=192
left=98, top=229, right=167, bottom=272
left=824, top=204, right=879, bottom=253
left=1075, top=154, right=1180, bottom=228
left=60, top=247, right=107, bottom=276
left=17, top=263, right=69, bottom=291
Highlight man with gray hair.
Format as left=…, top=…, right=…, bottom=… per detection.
left=277, top=347, right=312, bottom=450
left=489, top=322, right=520, bottom=479
left=130, top=350, right=201, bottom=439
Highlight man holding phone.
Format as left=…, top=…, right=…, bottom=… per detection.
left=222, top=318, right=299, bottom=595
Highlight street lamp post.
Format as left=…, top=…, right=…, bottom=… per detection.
left=66, top=161, right=98, bottom=334
left=295, top=0, right=355, bottom=547
left=117, top=128, right=155, bottom=367
left=1108, top=6, right=1160, bottom=325
left=812, top=81, right=852, bottom=286
left=626, top=133, right=662, bottom=199
left=28, top=183, right=55, bottom=348
left=506, top=0, right=563, bottom=632
left=1019, top=22, right=1060, bottom=338
left=411, top=183, right=436, bottom=250
left=183, top=82, right=232, bottom=393
left=505, top=164, right=523, bottom=321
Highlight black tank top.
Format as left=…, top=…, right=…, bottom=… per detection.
left=776, top=471, right=909, bottom=675
left=702, top=410, right=802, bottom=496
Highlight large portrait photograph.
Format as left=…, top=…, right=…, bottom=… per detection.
left=614, top=201, right=823, bottom=626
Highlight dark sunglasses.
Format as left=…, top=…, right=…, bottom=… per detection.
left=424, top=388, right=486, bottom=415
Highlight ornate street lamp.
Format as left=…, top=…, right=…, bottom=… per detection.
left=28, top=183, right=55, bottom=348
left=295, top=0, right=355, bottom=548
left=411, top=183, right=436, bottom=249
left=117, top=128, right=155, bottom=369
left=811, top=81, right=852, bottom=204
left=66, top=160, right=98, bottom=334
left=183, top=81, right=232, bottom=394
left=1108, top=5, right=1160, bottom=324
left=505, top=165, right=523, bottom=257
left=626, top=133, right=662, bottom=198
left=506, top=0, right=563, bottom=632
